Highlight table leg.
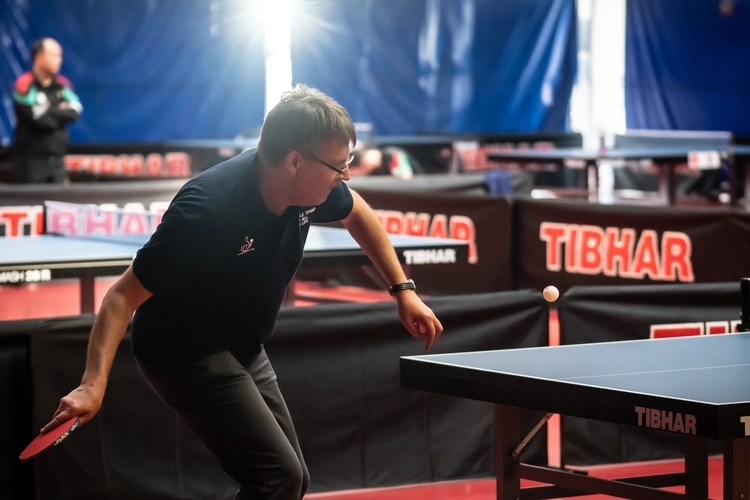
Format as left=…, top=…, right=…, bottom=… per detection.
left=725, top=437, right=750, bottom=500
left=658, top=163, right=676, bottom=205
left=728, top=156, right=739, bottom=206
left=80, top=276, right=95, bottom=314
left=683, top=435, right=708, bottom=498
left=495, top=404, right=521, bottom=499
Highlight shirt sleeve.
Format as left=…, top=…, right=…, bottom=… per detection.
left=13, top=86, right=61, bottom=131
left=312, top=182, right=354, bottom=223
left=132, top=191, right=213, bottom=295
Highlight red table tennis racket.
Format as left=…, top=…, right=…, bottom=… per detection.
left=19, top=417, right=80, bottom=462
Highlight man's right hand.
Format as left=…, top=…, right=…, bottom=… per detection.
left=40, top=383, right=104, bottom=434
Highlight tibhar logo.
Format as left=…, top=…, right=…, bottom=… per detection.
left=539, top=223, right=694, bottom=282
left=635, top=406, right=696, bottom=435
left=374, top=210, right=478, bottom=264
left=65, top=152, right=191, bottom=177
left=0, top=205, right=44, bottom=237
left=238, top=237, right=256, bottom=255
left=403, top=248, right=457, bottom=265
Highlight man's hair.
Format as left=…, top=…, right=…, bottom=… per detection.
left=31, top=39, right=47, bottom=60
left=31, top=38, right=58, bottom=61
left=258, top=84, right=356, bottom=165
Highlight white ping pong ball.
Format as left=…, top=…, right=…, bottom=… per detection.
left=543, top=286, right=559, bottom=302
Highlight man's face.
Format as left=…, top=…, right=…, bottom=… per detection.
left=294, top=139, right=352, bottom=206
left=35, top=40, right=63, bottom=76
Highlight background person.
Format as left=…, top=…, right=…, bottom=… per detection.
left=13, top=38, right=82, bottom=183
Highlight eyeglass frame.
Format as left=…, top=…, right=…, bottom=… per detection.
left=308, top=153, right=355, bottom=179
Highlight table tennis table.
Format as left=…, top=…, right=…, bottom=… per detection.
left=0, top=226, right=468, bottom=313
left=401, top=333, right=750, bottom=499
left=487, top=134, right=750, bottom=206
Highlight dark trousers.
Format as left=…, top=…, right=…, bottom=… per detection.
left=136, top=350, right=309, bottom=500
left=16, top=155, right=66, bottom=183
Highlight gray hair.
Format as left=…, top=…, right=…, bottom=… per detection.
left=257, top=84, right=357, bottom=165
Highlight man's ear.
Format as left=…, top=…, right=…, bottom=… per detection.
left=285, top=151, right=302, bottom=174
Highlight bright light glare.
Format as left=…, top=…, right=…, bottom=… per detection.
left=266, top=55, right=293, bottom=113
left=262, top=0, right=291, bottom=52
left=262, top=0, right=293, bottom=115
left=577, top=0, right=592, bottom=21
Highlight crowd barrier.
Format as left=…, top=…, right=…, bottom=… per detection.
left=7, top=172, right=750, bottom=296
left=0, top=290, right=548, bottom=499
left=0, top=174, right=519, bottom=296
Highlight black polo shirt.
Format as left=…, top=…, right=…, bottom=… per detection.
left=131, top=149, right=353, bottom=367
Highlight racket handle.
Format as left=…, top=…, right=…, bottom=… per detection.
left=740, top=278, right=750, bottom=332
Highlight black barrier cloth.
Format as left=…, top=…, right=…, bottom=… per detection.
left=0, top=318, right=36, bottom=500
left=268, top=291, right=548, bottom=491
left=514, top=197, right=750, bottom=293
left=298, top=185, right=513, bottom=295
left=30, top=315, right=239, bottom=500
left=558, top=282, right=740, bottom=466
left=19, top=290, right=547, bottom=498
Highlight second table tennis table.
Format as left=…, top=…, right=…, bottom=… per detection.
left=402, top=333, right=750, bottom=499
left=488, top=138, right=750, bottom=206
left=0, top=226, right=468, bottom=313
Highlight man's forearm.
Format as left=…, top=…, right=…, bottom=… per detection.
left=50, top=106, right=79, bottom=123
left=80, top=289, right=137, bottom=390
left=342, top=189, right=443, bottom=350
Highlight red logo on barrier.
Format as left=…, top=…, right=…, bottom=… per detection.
left=46, top=202, right=170, bottom=236
left=65, top=152, right=191, bottom=177
left=373, top=210, right=477, bottom=263
left=0, top=206, right=44, bottom=238
left=650, top=321, right=740, bottom=339
left=540, top=223, right=694, bottom=282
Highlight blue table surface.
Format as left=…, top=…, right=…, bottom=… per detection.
left=0, top=226, right=466, bottom=265
left=403, top=333, right=750, bottom=405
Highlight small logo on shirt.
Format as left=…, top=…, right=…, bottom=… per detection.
left=238, top=237, right=256, bottom=255
left=299, top=207, right=316, bottom=226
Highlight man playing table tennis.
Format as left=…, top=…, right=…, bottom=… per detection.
left=41, top=84, right=443, bottom=499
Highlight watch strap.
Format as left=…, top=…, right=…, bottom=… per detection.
left=389, top=279, right=416, bottom=296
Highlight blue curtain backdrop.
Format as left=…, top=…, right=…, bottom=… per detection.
left=290, top=0, right=577, bottom=135
left=0, top=0, right=266, bottom=144
left=626, top=0, right=750, bottom=134
left=2, top=0, right=577, bottom=144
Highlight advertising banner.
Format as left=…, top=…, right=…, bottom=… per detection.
left=0, top=181, right=184, bottom=237
left=514, top=198, right=750, bottom=292
left=301, top=182, right=512, bottom=295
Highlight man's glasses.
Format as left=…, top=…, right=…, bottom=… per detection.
left=310, top=153, right=355, bottom=179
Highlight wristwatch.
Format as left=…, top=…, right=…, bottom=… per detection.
left=389, top=279, right=416, bottom=296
